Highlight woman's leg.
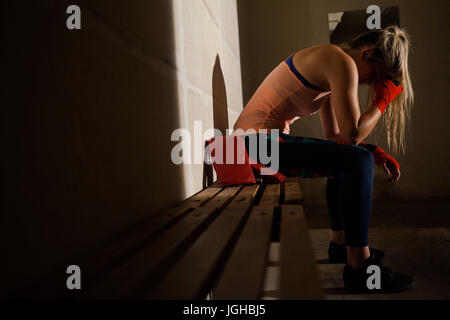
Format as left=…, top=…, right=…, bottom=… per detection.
left=326, top=176, right=346, bottom=245
left=242, top=132, right=374, bottom=267
left=243, top=133, right=414, bottom=292
left=338, top=148, right=374, bottom=269
left=273, top=134, right=374, bottom=268
left=278, top=135, right=348, bottom=245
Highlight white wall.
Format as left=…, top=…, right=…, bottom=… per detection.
left=172, top=0, right=243, bottom=197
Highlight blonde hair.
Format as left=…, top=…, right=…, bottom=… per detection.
left=343, top=26, right=414, bottom=156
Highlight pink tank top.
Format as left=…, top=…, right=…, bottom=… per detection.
left=233, top=55, right=331, bottom=134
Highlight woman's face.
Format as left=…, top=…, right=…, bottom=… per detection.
left=355, top=47, right=389, bottom=85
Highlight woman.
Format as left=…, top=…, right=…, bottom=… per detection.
left=233, top=26, right=414, bottom=293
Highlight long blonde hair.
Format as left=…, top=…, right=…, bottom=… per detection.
left=343, top=26, right=414, bottom=156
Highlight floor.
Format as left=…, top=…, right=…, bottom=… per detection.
left=259, top=195, right=450, bottom=300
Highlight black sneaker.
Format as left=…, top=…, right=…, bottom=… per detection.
left=328, top=241, right=385, bottom=263
left=343, top=254, right=415, bottom=293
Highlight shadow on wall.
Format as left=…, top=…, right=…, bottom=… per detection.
left=3, top=0, right=183, bottom=297
left=203, top=55, right=229, bottom=188
left=212, top=55, right=230, bottom=136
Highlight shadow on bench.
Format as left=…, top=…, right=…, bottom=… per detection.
left=82, top=177, right=323, bottom=299
left=16, top=178, right=323, bottom=300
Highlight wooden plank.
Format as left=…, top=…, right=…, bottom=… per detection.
left=177, top=185, right=224, bottom=208
left=21, top=185, right=222, bottom=299
left=284, top=177, right=303, bottom=204
left=81, top=186, right=222, bottom=281
left=146, top=184, right=261, bottom=299
left=84, top=187, right=241, bottom=299
left=259, top=183, right=280, bottom=206
left=208, top=180, right=222, bottom=188
left=213, top=205, right=274, bottom=299
left=280, top=205, right=323, bottom=299
left=210, top=178, right=263, bottom=188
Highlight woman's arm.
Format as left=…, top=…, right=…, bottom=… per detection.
left=326, top=52, right=382, bottom=145
left=318, top=96, right=340, bottom=142
left=319, top=89, right=381, bottom=145
left=319, top=97, right=401, bottom=182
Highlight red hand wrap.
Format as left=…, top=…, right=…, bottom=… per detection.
left=358, top=142, right=400, bottom=170
left=372, top=79, right=404, bottom=114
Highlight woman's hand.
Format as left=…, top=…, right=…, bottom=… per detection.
left=358, top=142, right=401, bottom=183
left=373, top=78, right=404, bottom=114
left=382, top=159, right=401, bottom=183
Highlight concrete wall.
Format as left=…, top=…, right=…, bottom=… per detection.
left=237, top=0, right=450, bottom=206
left=173, top=0, right=243, bottom=195
left=2, top=0, right=241, bottom=296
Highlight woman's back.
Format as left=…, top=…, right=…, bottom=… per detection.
left=232, top=46, right=341, bottom=134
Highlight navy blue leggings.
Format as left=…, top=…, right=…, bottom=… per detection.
left=242, top=132, right=375, bottom=247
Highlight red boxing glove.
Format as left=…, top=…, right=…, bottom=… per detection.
left=358, top=142, right=400, bottom=170
left=372, top=79, right=404, bottom=114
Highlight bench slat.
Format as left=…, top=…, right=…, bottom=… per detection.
left=82, top=186, right=223, bottom=283
left=213, top=204, right=274, bottom=299
left=284, top=177, right=303, bottom=204
left=85, top=187, right=241, bottom=299
left=146, top=184, right=261, bottom=299
left=23, top=184, right=223, bottom=299
left=280, top=205, right=323, bottom=299
left=259, top=183, right=280, bottom=206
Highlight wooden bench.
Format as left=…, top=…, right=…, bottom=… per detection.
left=16, top=178, right=323, bottom=300
left=71, top=177, right=322, bottom=299
left=12, top=56, right=323, bottom=300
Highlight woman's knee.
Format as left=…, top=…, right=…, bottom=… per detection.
left=345, top=146, right=375, bottom=172
left=356, top=147, right=375, bottom=165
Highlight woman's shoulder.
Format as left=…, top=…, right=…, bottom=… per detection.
left=294, top=44, right=353, bottom=65
left=293, top=44, right=357, bottom=81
